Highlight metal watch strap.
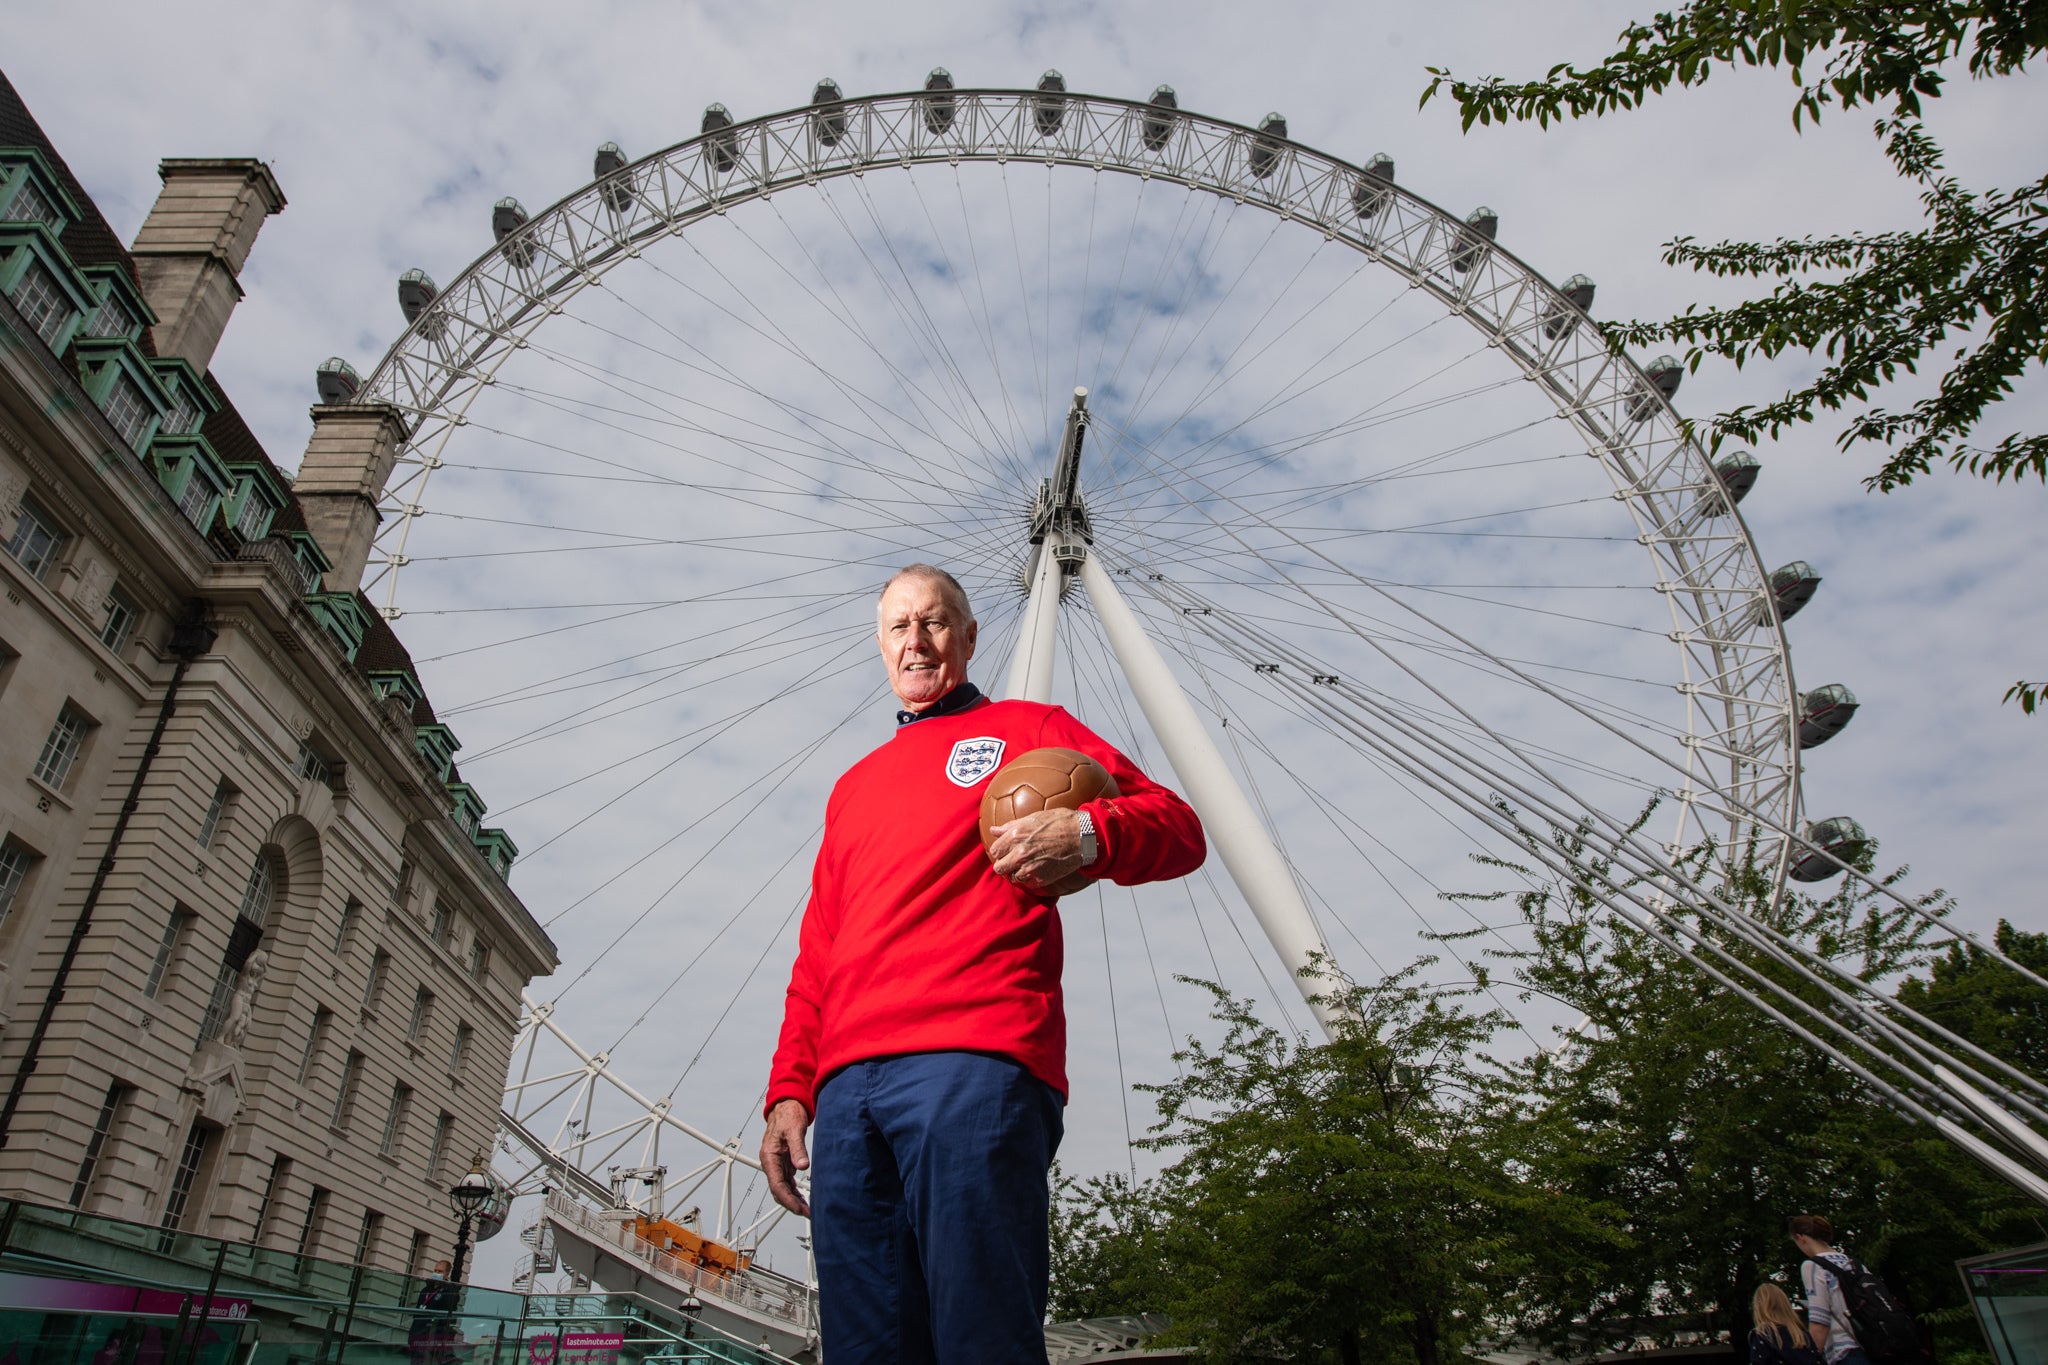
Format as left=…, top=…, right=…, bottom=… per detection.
left=1076, top=810, right=1099, bottom=866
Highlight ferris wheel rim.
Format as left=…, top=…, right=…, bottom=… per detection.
left=350, top=83, right=1798, bottom=881
left=338, top=84, right=1812, bottom=1232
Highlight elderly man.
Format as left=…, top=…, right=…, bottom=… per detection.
left=761, top=563, right=1205, bottom=1364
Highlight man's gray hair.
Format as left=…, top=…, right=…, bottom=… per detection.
left=878, top=563, right=974, bottom=623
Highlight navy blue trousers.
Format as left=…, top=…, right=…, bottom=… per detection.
left=810, top=1052, right=1064, bottom=1365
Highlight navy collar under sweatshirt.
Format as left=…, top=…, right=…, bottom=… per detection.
left=896, top=682, right=985, bottom=727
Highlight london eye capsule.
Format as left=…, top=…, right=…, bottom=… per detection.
left=1626, top=354, right=1683, bottom=423
left=811, top=78, right=847, bottom=147
left=1698, top=449, right=1760, bottom=517
left=493, top=197, right=536, bottom=270
left=594, top=142, right=632, bottom=214
left=702, top=104, right=738, bottom=174
left=1767, top=561, right=1822, bottom=623
left=1449, top=205, right=1498, bottom=273
left=1351, top=153, right=1395, bottom=218
left=1034, top=70, right=1067, bottom=138
left=1797, top=684, right=1859, bottom=749
left=1249, top=112, right=1288, bottom=179
left=1141, top=84, right=1179, bottom=153
left=397, top=268, right=437, bottom=323
left=1788, top=816, right=1870, bottom=882
left=923, top=68, right=956, bottom=135
left=1542, top=273, right=1596, bottom=340
left=315, top=356, right=360, bottom=405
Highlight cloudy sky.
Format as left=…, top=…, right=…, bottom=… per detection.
left=12, top=0, right=2046, bottom=1291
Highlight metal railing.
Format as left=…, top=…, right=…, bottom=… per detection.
left=0, top=1195, right=800, bottom=1363
left=543, top=1191, right=816, bottom=1331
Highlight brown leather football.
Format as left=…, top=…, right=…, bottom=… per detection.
left=978, top=747, right=1119, bottom=896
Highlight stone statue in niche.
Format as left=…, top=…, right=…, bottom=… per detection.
left=219, top=948, right=270, bottom=1048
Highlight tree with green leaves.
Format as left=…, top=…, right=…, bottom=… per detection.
left=1421, top=2, right=2048, bottom=711
left=1898, top=919, right=2048, bottom=1076
left=1054, top=968, right=1624, bottom=1365
left=1048, top=1166, right=1166, bottom=1326
left=1464, top=824, right=2047, bottom=1360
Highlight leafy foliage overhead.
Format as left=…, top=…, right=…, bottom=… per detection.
left=1421, top=2, right=2048, bottom=494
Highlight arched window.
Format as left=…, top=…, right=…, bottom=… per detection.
left=237, top=851, right=276, bottom=926
left=199, top=849, right=282, bottom=1045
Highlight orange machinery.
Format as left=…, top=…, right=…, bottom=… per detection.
left=630, top=1214, right=752, bottom=1276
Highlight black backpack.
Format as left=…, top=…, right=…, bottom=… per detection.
left=1809, top=1255, right=1927, bottom=1364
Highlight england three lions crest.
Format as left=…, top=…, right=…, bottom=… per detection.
left=945, top=737, right=1006, bottom=787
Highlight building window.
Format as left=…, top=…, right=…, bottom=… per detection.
left=289, top=545, right=322, bottom=595
left=175, top=471, right=215, bottom=529
left=426, top=1113, right=456, bottom=1183
left=392, top=856, right=415, bottom=911
left=197, top=961, right=237, bottom=1045
left=4, top=178, right=60, bottom=229
left=408, top=1228, right=432, bottom=1276
left=100, top=373, right=153, bottom=448
left=85, top=291, right=136, bottom=340
left=330, top=1051, right=364, bottom=1130
left=160, top=1120, right=214, bottom=1237
left=362, top=950, right=391, bottom=1014
left=32, top=705, right=92, bottom=790
left=9, top=259, right=70, bottom=349
left=161, top=395, right=198, bottom=436
left=4, top=494, right=65, bottom=582
left=233, top=489, right=270, bottom=540
left=406, top=988, right=435, bottom=1042
left=467, top=940, right=490, bottom=984
left=69, top=1082, right=130, bottom=1208
left=0, top=840, right=37, bottom=926
left=99, top=585, right=138, bottom=653
left=196, top=781, right=234, bottom=849
left=379, top=1084, right=413, bottom=1157
left=294, top=740, right=331, bottom=786
left=331, top=897, right=361, bottom=954
left=253, top=1153, right=291, bottom=1243
left=296, top=1008, right=333, bottom=1084
left=144, top=908, right=191, bottom=998
left=449, top=1022, right=472, bottom=1076
left=354, top=1208, right=385, bottom=1266
left=295, top=1186, right=330, bottom=1260
left=237, top=852, right=276, bottom=924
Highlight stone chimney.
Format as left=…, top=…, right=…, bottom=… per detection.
left=129, top=158, right=286, bottom=372
left=293, top=404, right=411, bottom=594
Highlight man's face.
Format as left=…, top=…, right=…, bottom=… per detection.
left=878, top=574, right=976, bottom=710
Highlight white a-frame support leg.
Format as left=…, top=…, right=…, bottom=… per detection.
left=1004, top=542, right=1062, bottom=703
left=1079, top=551, right=1347, bottom=1036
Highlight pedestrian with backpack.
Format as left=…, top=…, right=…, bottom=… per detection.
left=1789, top=1215, right=1930, bottom=1365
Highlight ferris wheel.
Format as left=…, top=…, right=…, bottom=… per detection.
left=329, top=75, right=2048, bottom=1359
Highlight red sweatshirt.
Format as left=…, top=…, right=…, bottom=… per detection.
left=765, top=696, right=1206, bottom=1116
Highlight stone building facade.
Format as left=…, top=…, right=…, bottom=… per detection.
left=0, top=70, right=557, bottom=1276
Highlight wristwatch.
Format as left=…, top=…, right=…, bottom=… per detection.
left=1075, top=810, right=1099, bottom=867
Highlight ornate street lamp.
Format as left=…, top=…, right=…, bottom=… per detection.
left=447, top=1155, right=493, bottom=1286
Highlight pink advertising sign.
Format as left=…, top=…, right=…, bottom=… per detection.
left=0, top=1272, right=251, bottom=1322
left=526, top=1330, right=626, bottom=1364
